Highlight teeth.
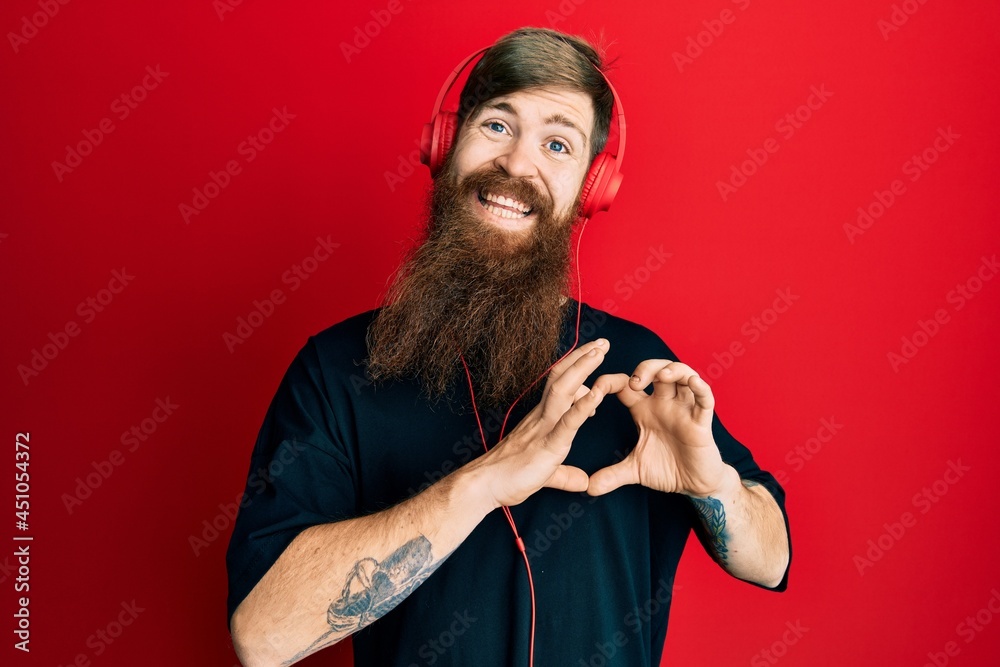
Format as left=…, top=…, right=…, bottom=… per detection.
left=484, top=191, right=530, bottom=214
left=484, top=203, right=523, bottom=219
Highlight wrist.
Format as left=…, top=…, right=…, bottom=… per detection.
left=452, top=458, right=501, bottom=516
left=686, top=464, right=742, bottom=501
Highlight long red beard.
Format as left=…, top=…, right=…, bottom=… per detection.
left=366, top=158, right=579, bottom=407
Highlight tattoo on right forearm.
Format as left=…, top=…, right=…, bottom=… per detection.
left=690, top=495, right=729, bottom=562
left=284, top=535, right=438, bottom=665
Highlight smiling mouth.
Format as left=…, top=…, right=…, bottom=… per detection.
left=477, top=190, right=533, bottom=220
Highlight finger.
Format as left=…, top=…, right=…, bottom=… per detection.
left=656, top=361, right=697, bottom=381
left=651, top=364, right=679, bottom=399
left=675, top=383, right=695, bottom=405
left=628, top=359, right=678, bottom=395
left=547, top=338, right=609, bottom=384
left=587, top=458, right=640, bottom=496
left=688, top=374, right=716, bottom=420
left=573, top=385, right=590, bottom=403
left=547, top=385, right=607, bottom=446
left=544, top=464, right=589, bottom=493
left=592, top=373, right=645, bottom=408
left=539, top=341, right=609, bottom=423
left=652, top=362, right=702, bottom=399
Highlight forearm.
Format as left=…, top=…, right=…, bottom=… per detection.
left=230, top=464, right=495, bottom=666
left=688, top=465, right=789, bottom=588
left=231, top=341, right=610, bottom=665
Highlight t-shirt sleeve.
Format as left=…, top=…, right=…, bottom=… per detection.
left=225, top=337, right=358, bottom=624
left=710, top=410, right=792, bottom=592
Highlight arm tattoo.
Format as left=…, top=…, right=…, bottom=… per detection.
left=689, top=496, right=729, bottom=562
left=284, top=536, right=439, bottom=665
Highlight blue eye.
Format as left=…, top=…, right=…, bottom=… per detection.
left=488, top=121, right=506, bottom=134
left=548, top=140, right=567, bottom=153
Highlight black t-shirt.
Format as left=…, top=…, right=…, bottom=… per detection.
left=226, top=301, right=790, bottom=666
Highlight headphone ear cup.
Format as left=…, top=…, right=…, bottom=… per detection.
left=419, top=121, right=436, bottom=169
left=436, top=112, right=458, bottom=175
left=595, top=166, right=623, bottom=216
left=433, top=112, right=459, bottom=176
left=420, top=111, right=459, bottom=176
left=579, top=153, right=613, bottom=219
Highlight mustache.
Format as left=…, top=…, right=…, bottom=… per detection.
left=449, top=167, right=556, bottom=221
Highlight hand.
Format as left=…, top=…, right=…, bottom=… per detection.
left=469, top=338, right=611, bottom=508
left=587, top=360, right=732, bottom=498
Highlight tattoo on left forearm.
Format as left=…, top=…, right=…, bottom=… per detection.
left=327, top=536, right=435, bottom=632
left=283, top=536, right=438, bottom=665
left=690, top=496, right=729, bottom=562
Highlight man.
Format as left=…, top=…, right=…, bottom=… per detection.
left=227, top=27, right=790, bottom=666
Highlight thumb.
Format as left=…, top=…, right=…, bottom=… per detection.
left=544, top=465, right=590, bottom=493
left=587, top=458, right=639, bottom=496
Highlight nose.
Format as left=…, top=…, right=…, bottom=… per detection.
left=493, top=137, right=539, bottom=180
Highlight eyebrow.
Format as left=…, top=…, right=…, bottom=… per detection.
left=476, top=100, right=589, bottom=148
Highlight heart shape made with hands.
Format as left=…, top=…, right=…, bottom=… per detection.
left=585, top=360, right=731, bottom=499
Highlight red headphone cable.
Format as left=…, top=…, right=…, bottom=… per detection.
left=459, top=216, right=590, bottom=667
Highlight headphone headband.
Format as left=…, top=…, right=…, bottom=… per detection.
left=427, top=47, right=490, bottom=126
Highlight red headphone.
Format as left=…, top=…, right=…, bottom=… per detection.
left=419, top=47, right=627, bottom=220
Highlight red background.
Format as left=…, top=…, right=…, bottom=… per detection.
left=3, top=0, right=999, bottom=665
